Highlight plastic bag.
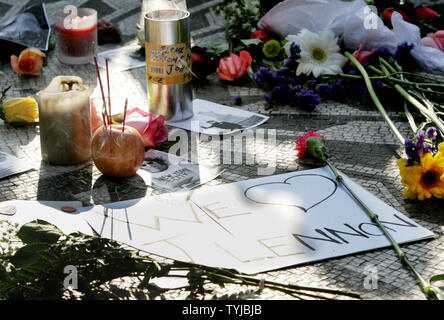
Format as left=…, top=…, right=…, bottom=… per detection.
left=259, top=0, right=444, bottom=75
left=258, top=0, right=365, bottom=37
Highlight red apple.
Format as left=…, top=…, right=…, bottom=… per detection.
left=91, top=125, right=145, bottom=178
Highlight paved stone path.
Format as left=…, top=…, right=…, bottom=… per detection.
left=1, top=0, right=444, bottom=300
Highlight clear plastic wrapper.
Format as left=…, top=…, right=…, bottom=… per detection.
left=259, top=0, right=444, bottom=75
left=37, top=76, right=92, bottom=165
left=143, top=0, right=187, bottom=12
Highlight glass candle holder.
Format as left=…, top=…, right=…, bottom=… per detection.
left=37, top=76, right=93, bottom=165
left=55, top=8, right=98, bottom=65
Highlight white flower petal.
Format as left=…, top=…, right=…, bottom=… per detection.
left=295, top=29, right=344, bottom=78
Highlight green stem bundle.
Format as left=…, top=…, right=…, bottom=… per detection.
left=337, top=53, right=444, bottom=142
left=344, top=52, right=405, bottom=145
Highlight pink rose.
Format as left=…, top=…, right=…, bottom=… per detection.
left=352, top=44, right=378, bottom=64
left=124, top=108, right=168, bottom=148
left=421, top=31, right=444, bottom=51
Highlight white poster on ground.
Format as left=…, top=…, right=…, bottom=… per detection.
left=80, top=166, right=434, bottom=274
left=0, top=200, right=92, bottom=235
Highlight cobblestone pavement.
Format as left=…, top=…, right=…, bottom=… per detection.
left=1, top=0, right=444, bottom=300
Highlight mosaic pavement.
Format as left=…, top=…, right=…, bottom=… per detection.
left=0, top=0, right=444, bottom=300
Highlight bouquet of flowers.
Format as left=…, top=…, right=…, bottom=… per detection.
left=201, top=0, right=444, bottom=201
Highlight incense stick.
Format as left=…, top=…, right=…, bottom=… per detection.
left=92, top=42, right=108, bottom=128
left=106, top=59, right=112, bottom=126
left=122, top=98, right=128, bottom=133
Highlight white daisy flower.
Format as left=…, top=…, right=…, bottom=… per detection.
left=284, top=29, right=347, bottom=78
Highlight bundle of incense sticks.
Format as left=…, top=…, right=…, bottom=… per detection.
left=93, top=46, right=129, bottom=131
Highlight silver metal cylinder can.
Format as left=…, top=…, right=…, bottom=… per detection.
left=144, top=9, right=193, bottom=122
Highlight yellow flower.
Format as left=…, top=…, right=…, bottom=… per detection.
left=397, top=152, right=444, bottom=200
left=439, top=142, right=444, bottom=184
left=2, top=96, right=39, bottom=123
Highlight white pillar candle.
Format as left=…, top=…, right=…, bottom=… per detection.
left=37, top=76, right=93, bottom=165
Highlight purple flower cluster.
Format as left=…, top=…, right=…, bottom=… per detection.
left=405, top=127, right=437, bottom=166
left=394, top=42, right=415, bottom=70
left=362, top=43, right=415, bottom=71
left=294, top=89, right=321, bottom=111
left=284, top=43, right=301, bottom=71
left=317, top=81, right=346, bottom=101
left=365, top=47, right=392, bottom=67
left=232, top=95, right=242, bottom=105
left=253, top=66, right=295, bottom=91
left=254, top=43, right=320, bottom=111
left=263, top=84, right=320, bottom=111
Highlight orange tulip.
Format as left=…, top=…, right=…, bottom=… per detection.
left=217, top=50, right=252, bottom=81
left=10, top=48, right=46, bottom=76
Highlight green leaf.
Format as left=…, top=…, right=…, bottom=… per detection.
left=210, top=42, right=230, bottom=57
left=256, top=58, right=282, bottom=72
left=240, top=38, right=262, bottom=47
left=10, top=243, right=49, bottom=268
left=430, top=274, right=444, bottom=283
left=17, top=220, right=62, bottom=245
left=0, top=264, right=8, bottom=281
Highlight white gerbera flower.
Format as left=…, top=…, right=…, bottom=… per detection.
left=284, top=29, right=347, bottom=78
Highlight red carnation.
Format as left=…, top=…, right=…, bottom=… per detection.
left=382, top=9, right=411, bottom=22
left=250, top=30, right=270, bottom=42
left=294, top=130, right=324, bottom=159
left=416, top=7, right=439, bottom=19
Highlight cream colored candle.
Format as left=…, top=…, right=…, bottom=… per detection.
left=37, top=76, right=93, bottom=165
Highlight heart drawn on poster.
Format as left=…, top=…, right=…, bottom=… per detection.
left=244, top=174, right=338, bottom=213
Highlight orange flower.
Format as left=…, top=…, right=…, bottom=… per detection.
left=10, top=48, right=46, bottom=76
left=217, top=51, right=252, bottom=81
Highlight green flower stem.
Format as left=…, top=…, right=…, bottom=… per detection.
left=391, top=71, right=444, bottom=84
left=126, top=244, right=361, bottom=299
left=325, top=159, right=439, bottom=300
left=367, top=65, right=385, bottom=76
left=323, top=73, right=387, bottom=81
left=324, top=73, right=444, bottom=91
left=344, top=51, right=405, bottom=145
left=395, top=85, right=444, bottom=134
left=172, top=261, right=360, bottom=298
left=376, top=59, right=444, bottom=135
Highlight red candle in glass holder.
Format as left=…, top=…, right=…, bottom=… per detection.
left=55, top=8, right=98, bottom=65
